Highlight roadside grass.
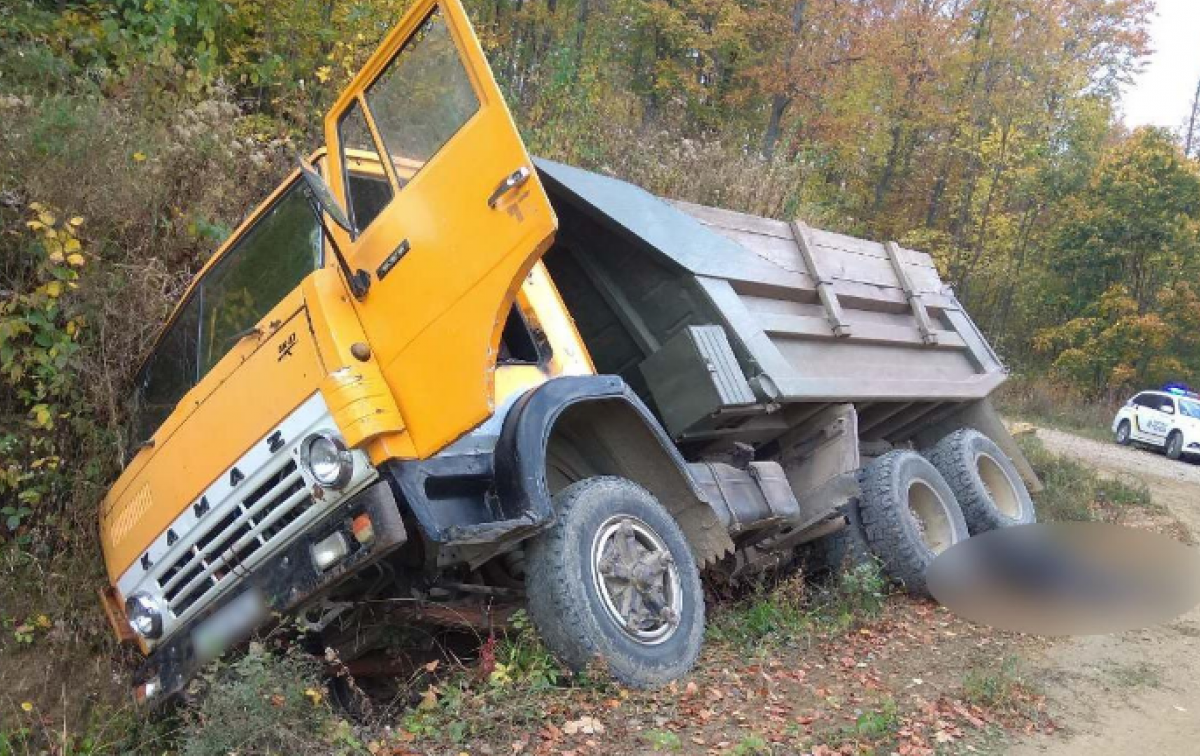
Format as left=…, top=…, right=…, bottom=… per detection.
left=1102, top=660, right=1163, bottom=689
left=707, top=561, right=888, bottom=651
left=1017, top=435, right=1156, bottom=522
left=962, top=656, right=1037, bottom=712
left=994, top=377, right=1116, bottom=442
left=819, top=696, right=900, bottom=755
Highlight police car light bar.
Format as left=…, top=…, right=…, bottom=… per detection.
left=1162, top=383, right=1199, bottom=398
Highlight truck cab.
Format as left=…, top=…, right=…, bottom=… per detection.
left=98, top=0, right=596, bottom=700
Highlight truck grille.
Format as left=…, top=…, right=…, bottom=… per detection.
left=156, top=459, right=313, bottom=618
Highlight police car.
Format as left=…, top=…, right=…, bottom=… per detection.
left=1112, top=385, right=1200, bottom=461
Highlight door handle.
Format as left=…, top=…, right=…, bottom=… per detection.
left=487, top=166, right=531, bottom=208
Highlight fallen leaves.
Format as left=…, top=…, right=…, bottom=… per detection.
left=562, top=716, right=606, bottom=736
left=351, top=591, right=1054, bottom=756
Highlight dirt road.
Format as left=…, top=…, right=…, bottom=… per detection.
left=1008, top=428, right=1200, bottom=756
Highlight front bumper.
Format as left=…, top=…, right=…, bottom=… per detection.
left=132, top=479, right=407, bottom=705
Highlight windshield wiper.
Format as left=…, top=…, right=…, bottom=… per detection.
left=226, top=324, right=262, bottom=345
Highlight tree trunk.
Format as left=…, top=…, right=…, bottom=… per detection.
left=1186, top=75, right=1200, bottom=158
left=762, top=95, right=792, bottom=159
left=761, top=0, right=808, bottom=158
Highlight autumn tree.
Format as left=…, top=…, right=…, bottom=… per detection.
left=1046, top=127, right=1200, bottom=315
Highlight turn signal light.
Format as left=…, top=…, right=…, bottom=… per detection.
left=352, top=514, right=375, bottom=544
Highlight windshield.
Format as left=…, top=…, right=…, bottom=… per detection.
left=1181, top=399, right=1200, bottom=419
left=130, top=181, right=321, bottom=444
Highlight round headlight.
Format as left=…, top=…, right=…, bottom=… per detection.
left=125, top=592, right=163, bottom=640
left=301, top=433, right=353, bottom=489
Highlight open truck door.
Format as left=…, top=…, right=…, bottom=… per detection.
left=322, top=0, right=557, bottom=457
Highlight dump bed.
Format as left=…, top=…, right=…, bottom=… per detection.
left=536, top=159, right=1010, bottom=452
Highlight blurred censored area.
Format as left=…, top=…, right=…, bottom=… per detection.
left=928, top=522, right=1200, bottom=635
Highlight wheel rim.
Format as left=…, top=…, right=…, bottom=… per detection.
left=906, top=480, right=956, bottom=554
left=1171, top=435, right=1182, bottom=456
left=591, top=515, right=683, bottom=645
left=975, top=452, right=1022, bottom=518
left=1117, top=424, right=1128, bottom=443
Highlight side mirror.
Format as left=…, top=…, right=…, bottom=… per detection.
left=1164, top=405, right=1176, bottom=415
left=297, top=158, right=370, bottom=300
left=298, top=160, right=354, bottom=235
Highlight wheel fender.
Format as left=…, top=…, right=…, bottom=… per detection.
left=494, top=375, right=733, bottom=565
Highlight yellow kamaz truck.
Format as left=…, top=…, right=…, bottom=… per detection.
left=98, top=0, right=1039, bottom=704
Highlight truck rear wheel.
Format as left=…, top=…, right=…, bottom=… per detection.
left=857, top=451, right=969, bottom=596
left=525, top=476, right=704, bottom=687
left=927, top=429, right=1036, bottom=534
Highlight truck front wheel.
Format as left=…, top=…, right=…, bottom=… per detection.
left=857, top=451, right=969, bottom=596
left=525, top=476, right=705, bottom=687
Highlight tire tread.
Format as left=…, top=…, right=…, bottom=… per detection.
left=927, top=429, right=1035, bottom=533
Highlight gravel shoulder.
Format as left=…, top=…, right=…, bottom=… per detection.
left=1007, top=427, right=1200, bottom=756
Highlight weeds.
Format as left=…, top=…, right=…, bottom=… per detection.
left=728, top=733, right=771, bottom=755
left=643, top=728, right=683, bottom=751
left=851, top=700, right=900, bottom=740
left=709, top=561, right=888, bottom=651
left=962, top=656, right=1037, bottom=712
left=394, top=613, right=580, bottom=749
left=0, top=700, right=175, bottom=756
left=180, top=644, right=357, bottom=756
left=994, top=377, right=1117, bottom=441
left=817, top=562, right=888, bottom=628
left=488, top=610, right=561, bottom=690
left=1018, top=435, right=1153, bottom=522
left=1103, top=660, right=1162, bottom=689
left=818, top=697, right=900, bottom=754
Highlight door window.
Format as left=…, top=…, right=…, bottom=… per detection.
left=363, top=7, right=479, bottom=179
left=338, top=101, right=394, bottom=232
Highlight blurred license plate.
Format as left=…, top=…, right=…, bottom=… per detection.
left=192, top=588, right=267, bottom=664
